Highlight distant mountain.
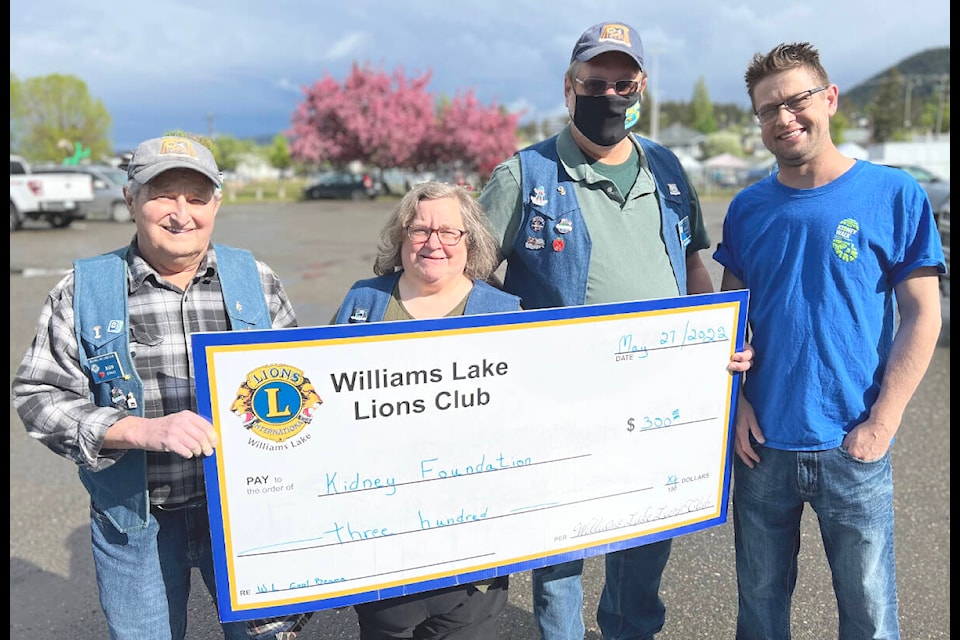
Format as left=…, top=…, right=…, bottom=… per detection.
left=842, top=47, right=950, bottom=115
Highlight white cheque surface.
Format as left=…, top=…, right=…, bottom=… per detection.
left=194, top=290, right=748, bottom=622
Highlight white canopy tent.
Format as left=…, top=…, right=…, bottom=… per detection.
left=837, top=142, right=869, bottom=160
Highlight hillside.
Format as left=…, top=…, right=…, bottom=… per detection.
left=843, top=47, right=950, bottom=114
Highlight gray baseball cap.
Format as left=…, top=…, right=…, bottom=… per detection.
left=126, top=136, right=222, bottom=187
left=571, top=22, right=644, bottom=71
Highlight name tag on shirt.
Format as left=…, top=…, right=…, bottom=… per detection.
left=677, top=217, right=692, bottom=249
left=88, top=352, right=125, bottom=383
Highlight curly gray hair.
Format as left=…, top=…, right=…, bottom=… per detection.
left=373, top=181, right=500, bottom=280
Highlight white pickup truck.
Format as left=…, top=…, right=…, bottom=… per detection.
left=10, top=154, right=95, bottom=231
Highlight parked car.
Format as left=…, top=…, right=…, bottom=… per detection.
left=32, top=164, right=130, bottom=222
left=937, top=198, right=950, bottom=296
left=379, top=168, right=415, bottom=196
left=302, top=171, right=380, bottom=201
left=882, top=164, right=950, bottom=220
left=881, top=164, right=951, bottom=294
left=10, top=155, right=95, bottom=230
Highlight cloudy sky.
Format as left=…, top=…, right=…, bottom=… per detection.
left=11, top=0, right=950, bottom=151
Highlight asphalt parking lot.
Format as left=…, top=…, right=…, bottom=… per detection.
left=9, top=198, right=950, bottom=639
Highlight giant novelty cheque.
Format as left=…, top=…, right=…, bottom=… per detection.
left=193, top=290, right=748, bottom=622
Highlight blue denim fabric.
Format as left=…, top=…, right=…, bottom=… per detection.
left=532, top=560, right=585, bottom=640
left=90, top=501, right=247, bottom=640
left=733, top=446, right=900, bottom=640
left=596, top=540, right=672, bottom=640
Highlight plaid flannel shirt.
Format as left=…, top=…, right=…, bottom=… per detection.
left=13, top=241, right=297, bottom=506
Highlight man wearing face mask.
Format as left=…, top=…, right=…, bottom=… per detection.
left=479, top=21, right=724, bottom=640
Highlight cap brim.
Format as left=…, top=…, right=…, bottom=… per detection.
left=131, top=161, right=221, bottom=187
left=574, top=45, right=643, bottom=70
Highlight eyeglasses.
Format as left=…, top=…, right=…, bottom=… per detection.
left=754, top=86, right=829, bottom=125
left=405, top=226, right=467, bottom=246
left=575, top=77, right=640, bottom=97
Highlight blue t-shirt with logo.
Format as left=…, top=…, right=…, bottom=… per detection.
left=713, top=160, right=945, bottom=450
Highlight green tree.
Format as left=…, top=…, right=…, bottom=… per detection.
left=714, top=103, right=752, bottom=129
left=267, top=134, right=293, bottom=199
left=830, top=110, right=849, bottom=144
left=690, top=77, right=718, bottom=134
left=10, top=73, right=112, bottom=162
left=11, top=73, right=26, bottom=152
left=267, top=134, right=292, bottom=175
left=653, top=100, right=691, bottom=131
left=918, top=92, right=950, bottom=134
left=700, top=131, right=743, bottom=158
left=209, top=134, right=256, bottom=173
left=867, top=69, right=905, bottom=143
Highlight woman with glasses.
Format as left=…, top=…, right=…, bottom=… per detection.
left=331, top=181, right=519, bottom=639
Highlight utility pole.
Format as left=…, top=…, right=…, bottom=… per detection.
left=649, top=48, right=662, bottom=142
left=206, top=112, right=216, bottom=137
left=903, top=76, right=913, bottom=129
left=934, top=75, right=948, bottom=139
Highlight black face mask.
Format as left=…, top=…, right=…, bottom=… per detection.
left=573, top=94, right=641, bottom=147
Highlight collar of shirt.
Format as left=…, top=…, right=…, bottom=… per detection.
left=556, top=125, right=656, bottom=198
left=126, top=240, right=217, bottom=292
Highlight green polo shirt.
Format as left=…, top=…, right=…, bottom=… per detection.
left=479, top=125, right=709, bottom=304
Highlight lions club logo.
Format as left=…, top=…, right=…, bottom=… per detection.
left=230, top=364, right=322, bottom=443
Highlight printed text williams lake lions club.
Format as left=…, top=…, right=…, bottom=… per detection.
left=329, top=358, right=511, bottom=420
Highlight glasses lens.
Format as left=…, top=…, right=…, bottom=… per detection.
left=407, top=227, right=463, bottom=245
left=785, top=93, right=812, bottom=112
left=756, top=87, right=824, bottom=124
left=580, top=78, right=607, bottom=95
left=437, top=230, right=462, bottom=245
left=579, top=78, right=639, bottom=96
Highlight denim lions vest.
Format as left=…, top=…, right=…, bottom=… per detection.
left=73, top=243, right=271, bottom=532
left=333, top=271, right=521, bottom=324
left=506, top=135, right=692, bottom=309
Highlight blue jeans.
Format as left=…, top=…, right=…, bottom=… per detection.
left=733, top=445, right=900, bottom=640
left=532, top=540, right=671, bottom=640
left=597, top=541, right=671, bottom=640
left=533, top=560, right=584, bottom=640
left=90, top=500, right=247, bottom=640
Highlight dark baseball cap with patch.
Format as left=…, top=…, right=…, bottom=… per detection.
left=570, top=22, right=644, bottom=71
left=126, top=136, right=222, bottom=187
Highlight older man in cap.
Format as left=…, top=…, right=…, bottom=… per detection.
left=479, top=22, right=751, bottom=640
left=12, top=135, right=307, bottom=640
